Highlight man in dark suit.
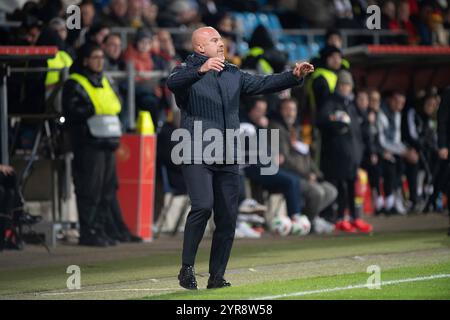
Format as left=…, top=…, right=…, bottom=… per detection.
left=167, top=26, right=314, bottom=290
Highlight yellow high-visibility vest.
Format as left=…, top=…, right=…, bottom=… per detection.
left=306, top=67, right=338, bottom=110
left=69, top=73, right=121, bottom=115
left=246, top=47, right=273, bottom=74
left=45, top=50, right=73, bottom=86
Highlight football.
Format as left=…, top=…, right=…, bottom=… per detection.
left=271, top=215, right=293, bottom=236
left=291, top=215, right=312, bottom=236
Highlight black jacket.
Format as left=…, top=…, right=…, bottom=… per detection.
left=167, top=52, right=303, bottom=163
left=318, top=93, right=364, bottom=180
left=62, top=68, right=120, bottom=151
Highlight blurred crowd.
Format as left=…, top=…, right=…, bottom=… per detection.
left=0, top=0, right=449, bottom=248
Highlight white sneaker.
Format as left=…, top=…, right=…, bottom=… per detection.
left=395, top=195, right=407, bottom=215
left=238, top=199, right=267, bottom=214
left=313, top=216, right=335, bottom=234
left=237, top=213, right=265, bottom=225
left=375, top=196, right=384, bottom=212
left=235, top=221, right=261, bottom=239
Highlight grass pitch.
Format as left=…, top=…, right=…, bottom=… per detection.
left=0, top=215, right=449, bottom=300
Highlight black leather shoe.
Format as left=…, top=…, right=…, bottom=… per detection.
left=178, top=265, right=198, bottom=290
left=78, top=235, right=109, bottom=247
left=207, top=276, right=231, bottom=289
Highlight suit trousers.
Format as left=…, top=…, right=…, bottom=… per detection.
left=181, top=163, right=239, bottom=278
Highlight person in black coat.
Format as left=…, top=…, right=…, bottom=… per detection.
left=167, top=26, right=314, bottom=290
left=318, top=70, right=372, bottom=233
left=62, top=43, right=139, bottom=247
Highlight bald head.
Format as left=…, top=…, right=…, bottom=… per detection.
left=192, top=27, right=225, bottom=60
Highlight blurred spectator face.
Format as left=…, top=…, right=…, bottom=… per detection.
left=84, top=49, right=104, bottom=73
left=137, top=37, right=152, bottom=53
left=382, top=1, right=396, bottom=20
left=103, top=35, right=122, bottom=60
left=151, top=34, right=161, bottom=54
left=26, top=26, right=41, bottom=45
left=280, top=100, right=298, bottom=126
left=369, top=90, right=381, bottom=112
left=81, top=3, right=96, bottom=27
left=172, top=1, right=199, bottom=24
left=93, top=27, right=111, bottom=45
left=388, top=93, right=406, bottom=112
left=356, top=91, right=369, bottom=111
left=327, top=34, right=342, bottom=49
left=128, top=0, right=143, bottom=16
left=249, top=100, right=268, bottom=124
left=158, top=30, right=176, bottom=57
left=337, top=83, right=353, bottom=97
left=143, top=0, right=158, bottom=23
left=398, top=1, right=410, bottom=22
left=326, top=52, right=342, bottom=71
left=50, top=19, right=68, bottom=41
left=111, top=0, right=128, bottom=18
left=423, top=96, right=438, bottom=116
left=218, top=15, right=234, bottom=33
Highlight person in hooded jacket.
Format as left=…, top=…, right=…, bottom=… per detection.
left=318, top=71, right=372, bottom=233
left=62, top=43, right=127, bottom=246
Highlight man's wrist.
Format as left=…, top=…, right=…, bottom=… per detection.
left=197, top=67, right=206, bottom=76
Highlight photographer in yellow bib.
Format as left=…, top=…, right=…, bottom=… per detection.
left=62, top=43, right=140, bottom=246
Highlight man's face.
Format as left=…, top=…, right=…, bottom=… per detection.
left=158, top=30, right=174, bottom=54
left=194, top=28, right=225, bottom=60
left=389, top=94, right=406, bottom=112
left=369, top=91, right=381, bottom=112
left=280, top=101, right=298, bottom=126
left=112, top=0, right=127, bottom=17
left=81, top=4, right=95, bottom=27
left=423, top=96, right=438, bottom=116
left=84, top=49, right=104, bottom=73
left=327, top=52, right=342, bottom=71
left=337, top=83, right=353, bottom=97
left=95, top=28, right=110, bottom=46
left=137, top=37, right=152, bottom=53
left=26, top=26, right=40, bottom=45
left=103, top=36, right=122, bottom=60
left=356, top=92, right=369, bottom=111
left=327, top=35, right=342, bottom=49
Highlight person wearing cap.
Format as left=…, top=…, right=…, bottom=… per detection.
left=307, top=45, right=343, bottom=115
left=62, top=43, right=125, bottom=247
left=310, top=29, right=350, bottom=70
left=317, top=70, right=373, bottom=233
left=306, top=45, right=344, bottom=165
left=124, top=27, right=160, bottom=122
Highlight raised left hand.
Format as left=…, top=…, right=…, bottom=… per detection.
left=293, top=62, right=314, bottom=78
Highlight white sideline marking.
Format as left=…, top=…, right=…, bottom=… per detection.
left=252, top=274, right=450, bottom=300
left=39, top=288, right=181, bottom=296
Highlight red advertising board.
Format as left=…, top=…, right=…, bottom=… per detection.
left=115, top=134, right=156, bottom=240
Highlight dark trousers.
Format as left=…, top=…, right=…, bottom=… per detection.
left=244, top=166, right=302, bottom=217
left=181, top=163, right=240, bottom=277
left=405, top=161, right=419, bottom=204
left=362, top=158, right=382, bottom=193
left=330, top=179, right=357, bottom=220
left=72, top=145, right=116, bottom=237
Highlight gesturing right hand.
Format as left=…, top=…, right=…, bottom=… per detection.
left=199, top=57, right=225, bottom=73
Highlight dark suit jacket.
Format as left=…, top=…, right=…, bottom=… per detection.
left=167, top=52, right=303, bottom=163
